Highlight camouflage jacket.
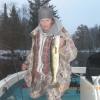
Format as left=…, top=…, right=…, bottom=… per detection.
left=24, top=21, right=77, bottom=98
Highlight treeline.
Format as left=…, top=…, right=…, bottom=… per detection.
left=0, top=3, right=31, bottom=50
left=73, top=24, right=100, bottom=51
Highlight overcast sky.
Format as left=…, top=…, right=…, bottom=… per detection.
left=0, top=0, right=100, bottom=34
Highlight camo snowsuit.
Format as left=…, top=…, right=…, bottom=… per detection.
left=24, top=18, right=77, bottom=100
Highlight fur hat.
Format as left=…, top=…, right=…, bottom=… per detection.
left=38, top=6, right=53, bottom=21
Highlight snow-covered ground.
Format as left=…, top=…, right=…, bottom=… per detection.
left=78, top=48, right=100, bottom=53
left=0, top=49, right=100, bottom=60
left=0, top=50, right=30, bottom=60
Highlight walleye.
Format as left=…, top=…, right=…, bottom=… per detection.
left=51, top=35, right=60, bottom=84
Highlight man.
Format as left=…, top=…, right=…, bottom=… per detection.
left=22, top=6, right=77, bottom=100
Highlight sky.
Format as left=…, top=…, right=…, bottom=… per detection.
left=0, top=0, right=100, bottom=34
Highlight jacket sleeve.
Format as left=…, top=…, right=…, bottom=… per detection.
left=23, top=33, right=34, bottom=69
left=60, top=28, right=77, bottom=63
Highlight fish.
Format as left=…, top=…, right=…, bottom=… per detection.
left=51, top=35, right=60, bottom=84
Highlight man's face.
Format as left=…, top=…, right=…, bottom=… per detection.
left=39, top=18, right=53, bottom=32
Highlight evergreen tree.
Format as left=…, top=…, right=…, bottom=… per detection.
left=3, top=3, right=8, bottom=28
left=0, top=3, right=9, bottom=49
left=0, top=3, right=8, bottom=34
left=28, top=0, right=59, bottom=31
left=1, top=5, right=24, bottom=50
